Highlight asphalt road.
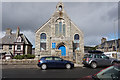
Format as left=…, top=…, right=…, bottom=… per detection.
left=1, top=67, right=105, bottom=80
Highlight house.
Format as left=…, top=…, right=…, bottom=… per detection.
left=0, top=27, right=32, bottom=59
left=35, top=2, right=84, bottom=63
left=96, top=37, right=120, bottom=52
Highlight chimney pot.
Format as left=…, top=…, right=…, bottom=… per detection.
left=6, top=28, right=12, bottom=35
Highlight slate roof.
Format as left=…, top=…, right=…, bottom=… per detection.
left=99, top=39, right=119, bottom=48
left=0, top=33, right=32, bottom=46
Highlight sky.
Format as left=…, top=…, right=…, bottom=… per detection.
left=1, top=2, right=119, bottom=48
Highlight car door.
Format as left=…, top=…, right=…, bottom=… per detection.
left=96, top=54, right=106, bottom=66
left=101, top=54, right=111, bottom=66
left=53, top=57, right=65, bottom=68
left=45, top=57, right=55, bottom=68
left=94, top=54, right=104, bottom=66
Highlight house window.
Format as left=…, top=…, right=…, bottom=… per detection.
left=74, top=34, right=80, bottom=50
left=52, top=43, right=56, bottom=49
left=9, top=45, right=12, bottom=50
left=55, top=24, right=58, bottom=36
left=73, top=43, right=79, bottom=50
left=63, top=24, right=65, bottom=36
left=59, top=22, right=62, bottom=33
left=0, top=44, right=3, bottom=50
left=40, top=33, right=46, bottom=51
left=113, top=46, right=116, bottom=51
left=17, top=45, right=21, bottom=50
left=40, top=33, right=46, bottom=39
left=40, top=43, right=46, bottom=51
left=74, top=34, right=79, bottom=40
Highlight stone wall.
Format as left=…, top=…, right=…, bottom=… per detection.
left=2, top=59, right=38, bottom=65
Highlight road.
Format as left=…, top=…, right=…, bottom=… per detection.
left=1, top=67, right=105, bottom=80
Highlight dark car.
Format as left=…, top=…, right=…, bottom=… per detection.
left=37, top=56, right=74, bottom=70
left=79, top=64, right=120, bottom=80
left=82, top=53, right=120, bottom=68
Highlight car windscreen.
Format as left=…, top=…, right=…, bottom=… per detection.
left=96, top=66, right=120, bottom=79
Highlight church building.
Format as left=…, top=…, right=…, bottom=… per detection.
left=35, top=2, right=84, bottom=63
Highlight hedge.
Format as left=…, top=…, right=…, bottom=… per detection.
left=13, top=54, right=35, bottom=59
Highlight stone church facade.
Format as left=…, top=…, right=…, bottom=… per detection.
left=35, top=2, right=84, bottom=63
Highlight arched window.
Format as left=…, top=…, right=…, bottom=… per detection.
left=40, top=33, right=46, bottom=39
left=74, top=34, right=80, bottom=50
left=74, top=34, right=79, bottom=40
left=63, top=24, right=65, bottom=36
left=40, top=33, right=46, bottom=51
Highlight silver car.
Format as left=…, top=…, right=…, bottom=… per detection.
left=82, top=53, right=120, bottom=68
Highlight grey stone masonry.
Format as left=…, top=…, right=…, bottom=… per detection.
left=35, top=2, right=84, bottom=64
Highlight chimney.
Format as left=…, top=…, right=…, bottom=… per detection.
left=16, top=26, right=20, bottom=38
left=101, top=37, right=107, bottom=44
left=6, top=28, right=12, bottom=35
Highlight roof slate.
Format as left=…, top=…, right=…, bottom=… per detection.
left=0, top=33, right=32, bottom=46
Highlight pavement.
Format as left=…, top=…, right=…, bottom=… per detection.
left=1, top=64, right=84, bottom=69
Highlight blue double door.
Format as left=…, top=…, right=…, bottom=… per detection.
left=58, top=45, right=66, bottom=56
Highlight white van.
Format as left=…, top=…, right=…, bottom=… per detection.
left=104, top=52, right=120, bottom=59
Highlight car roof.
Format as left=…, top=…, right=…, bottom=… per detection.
left=41, top=56, right=60, bottom=58
left=88, top=50, right=103, bottom=53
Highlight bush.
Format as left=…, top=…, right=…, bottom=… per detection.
left=13, top=55, right=24, bottom=59
left=13, top=54, right=35, bottom=59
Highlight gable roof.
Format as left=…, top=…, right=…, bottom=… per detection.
left=99, top=39, right=119, bottom=48
left=35, top=2, right=83, bottom=34
left=0, top=33, right=32, bottom=46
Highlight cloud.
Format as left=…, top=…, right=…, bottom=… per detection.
left=0, top=31, right=5, bottom=38
left=2, top=2, right=118, bottom=47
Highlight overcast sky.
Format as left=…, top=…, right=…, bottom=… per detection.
left=1, top=2, right=119, bottom=47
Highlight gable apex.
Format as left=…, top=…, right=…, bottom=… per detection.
left=56, top=2, right=64, bottom=12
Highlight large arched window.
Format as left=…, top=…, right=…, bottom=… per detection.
left=40, top=33, right=46, bottom=39
left=59, top=22, right=62, bottom=33
left=40, top=33, right=46, bottom=51
left=63, top=24, right=65, bottom=36
left=74, top=34, right=79, bottom=40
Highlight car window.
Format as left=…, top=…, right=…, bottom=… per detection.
left=83, top=54, right=88, bottom=58
left=101, top=54, right=108, bottom=59
left=54, top=57, right=62, bottom=60
left=94, top=54, right=101, bottom=58
left=83, top=54, right=93, bottom=58
left=45, top=57, right=53, bottom=60
left=88, top=54, right=93, bottom=58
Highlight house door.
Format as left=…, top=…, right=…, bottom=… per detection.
left=58, top=45, right=66, bottom=56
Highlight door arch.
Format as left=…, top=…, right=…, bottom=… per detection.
left=58, top=45, right=66, bottom=56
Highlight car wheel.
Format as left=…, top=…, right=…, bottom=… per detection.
left=112, top=62, right=118, bottom=65
left=91, top=62, right=97, bottom=69
left=41, top=64, right=47, bottom=70
left=66, top=64, right=71, bottom=69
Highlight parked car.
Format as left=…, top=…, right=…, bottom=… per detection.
left=79, top=64, right=120, bottom=80
left=82, top=53, right=120, bottom=68
left=37, top=56, right=74, bottom=70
